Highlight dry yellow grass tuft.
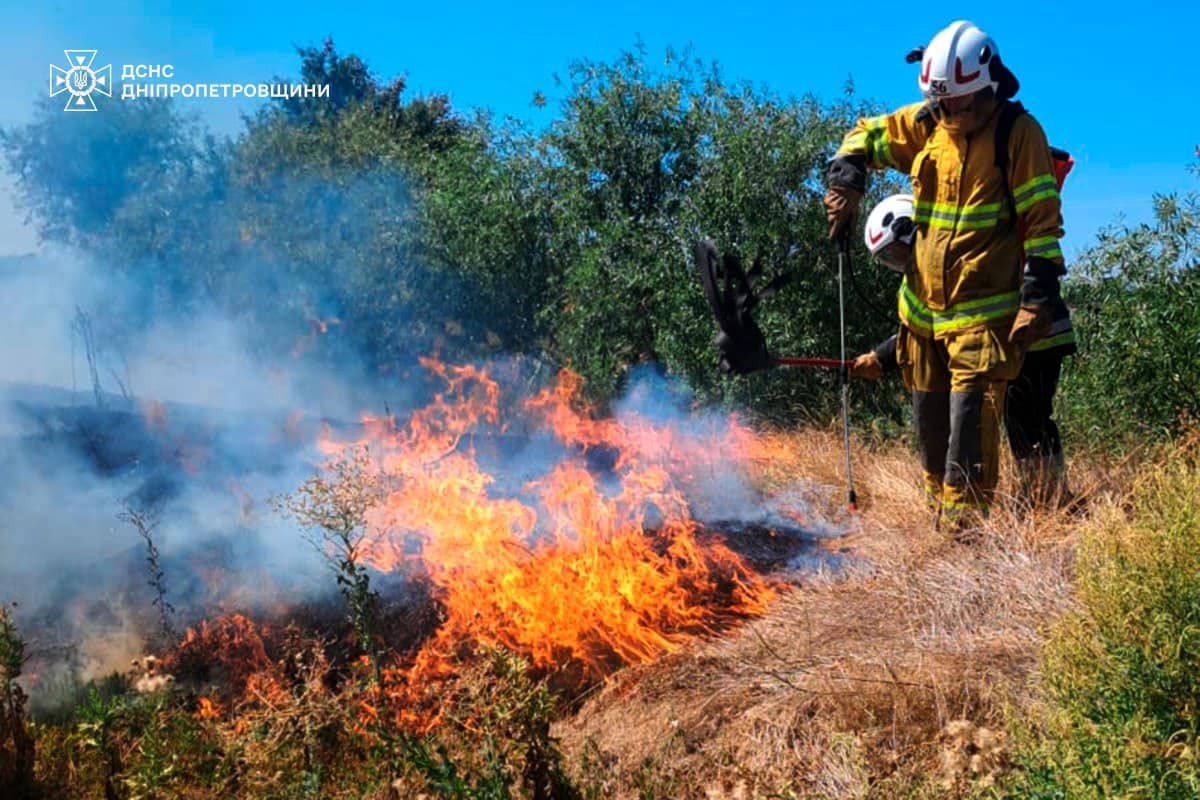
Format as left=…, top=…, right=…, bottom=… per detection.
left=556, top=427, right=1118, bottom=799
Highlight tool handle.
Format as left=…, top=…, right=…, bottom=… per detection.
left=772, top=357, right=852, bottom=369
left=835, top=232, right=858, bottom=512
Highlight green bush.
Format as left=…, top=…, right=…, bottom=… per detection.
left=0, top=604, right=36, bottom=799
left=1006, top=436, right=1200, bottom=798
left=538, top=48, right=903, bottom=422
left=1059, top=178, right=1200, bottom=452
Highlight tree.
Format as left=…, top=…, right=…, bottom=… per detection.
left=227, top=40, right=547, bottom=370
left=1058, top=169, right=1200, bottom=449
left=534, top=47, right=902, bottom=422
left=1, top=96, right=204, bottom=254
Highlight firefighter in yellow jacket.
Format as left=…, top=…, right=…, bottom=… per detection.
left=824, top=20, right=1065, bottom=532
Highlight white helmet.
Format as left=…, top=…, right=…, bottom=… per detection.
left=918, top=20, right=1002, bottom=100
left=864, top=194, right=915, bottom=273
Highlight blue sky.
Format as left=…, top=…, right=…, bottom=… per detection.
left=3, top=0, right=1197, bottom=260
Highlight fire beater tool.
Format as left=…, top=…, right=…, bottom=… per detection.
left=694, top=238, right=858, bottom=512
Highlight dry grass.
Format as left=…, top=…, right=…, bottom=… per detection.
left=556, top=427, right=1122, bottom=799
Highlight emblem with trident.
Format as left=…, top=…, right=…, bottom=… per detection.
left=50, top=50, right=112, bottom=111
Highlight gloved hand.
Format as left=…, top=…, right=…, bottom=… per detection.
left=1008, top=305, right=1053, bottom=349
left=824, top=185, right=862, bottom=240
left=850, top=351, right=883, bottom=380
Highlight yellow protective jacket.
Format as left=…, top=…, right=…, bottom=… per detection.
left=830, top=101, right=1065, bottom=339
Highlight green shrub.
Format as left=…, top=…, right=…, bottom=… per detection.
left=1007, top=436, right=1200, bottom=798
left=1059, top=179, right=1200, bottom=452
left=0, top=604, right=36, bottom=799
left=539, top=48, right=904, bottom=423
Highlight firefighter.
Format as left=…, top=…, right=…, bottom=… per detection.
left=851, top=194, right=1077, bottom=511
left=824, top=20, right=1066, bottom=534
left=999, top=302, right=1077, bottom=509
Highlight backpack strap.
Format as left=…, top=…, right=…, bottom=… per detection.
left=993, top=100, right=1027, bottom=225
left=915, top=102, right=937, bottom=132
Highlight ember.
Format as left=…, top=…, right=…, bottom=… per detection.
left=291, top=312, right=342, bottom=359
left=162, top=613, right=283, bottom=702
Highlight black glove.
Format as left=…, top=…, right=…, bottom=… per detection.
left=1021, top=255, right=1066, bottom=307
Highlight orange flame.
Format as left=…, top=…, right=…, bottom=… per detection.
left=195, top=696, right=223, bottom=720
left=163, top=613, right=284, bottom=705
left=138, top=398, right=210, bottom=475
left=317, top=361, right=776, bottom=715
left=291, top=313, right=342, bottom=359
left=166, top=360, right=800, bottom=733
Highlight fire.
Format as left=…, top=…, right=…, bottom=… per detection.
left=137, top=398, right=210, bottom=475
left=195, top=696, right=223, bottom=720
left=524, top=371, right=781, bottom=500
left=162, top=613, right=285, bottom=706
left=291, top=312, right=342, bottom=358
left=726, top=422, right=798, bottom=465
left=318, top=359, right=776, bottom=706
left=142, top=399, right=168, bottom=429
left=152, top=360, right=803, bottom=733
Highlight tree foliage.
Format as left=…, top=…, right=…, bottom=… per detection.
left=12, top=39, right=1196, bottom=441
left=1058, top=172, right=1200, bottom=450
left=3, top=41, right=904, bottom=425
left=536, top=48, right=902, bottom=419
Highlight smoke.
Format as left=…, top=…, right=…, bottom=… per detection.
left=0, top=246, right=850, bottom=708
left=0, top=164, right=848, bottom=710
left=0, top=246, right=377, bottom=691
left=0, top=113, right=499, bottom=697
left=609, top=365, right=847, bottom=539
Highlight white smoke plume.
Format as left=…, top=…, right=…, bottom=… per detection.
left=0, top=248, right=373, bottom=695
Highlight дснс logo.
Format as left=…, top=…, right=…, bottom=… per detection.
left=49, top=50, right=112, bottom=111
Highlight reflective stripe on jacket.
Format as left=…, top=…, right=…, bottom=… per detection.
left=898, top=277, right=1019, bottom=337
left=832, top=101, right=1065, bottom=339
left=1027, top=297, right=1077, bottom=355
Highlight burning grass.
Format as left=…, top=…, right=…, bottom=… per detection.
left=301, top=361, right=784, bottom=713
left=6, top=360, right=1187, bottom=799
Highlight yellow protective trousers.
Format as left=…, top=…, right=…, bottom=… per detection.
left=896, top=324, right=1022, bottom=525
